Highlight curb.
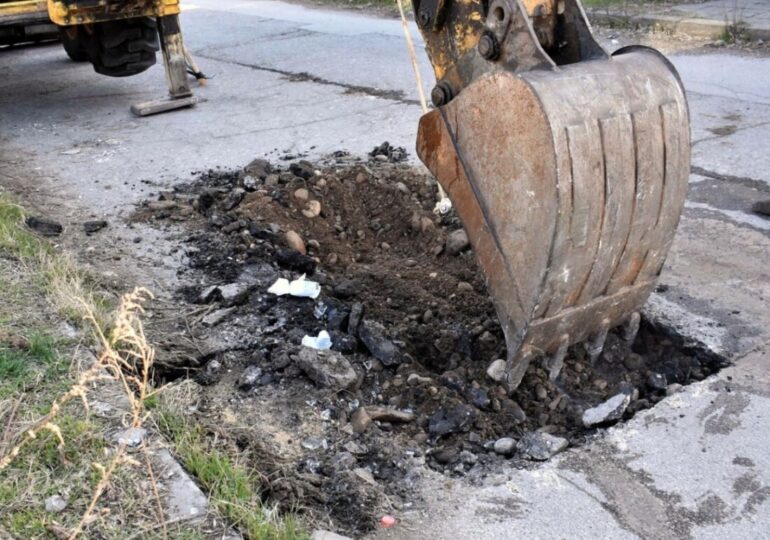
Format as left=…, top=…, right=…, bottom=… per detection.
left=588, top=12, right=770, bottom=42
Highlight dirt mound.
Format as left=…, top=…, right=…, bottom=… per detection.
left=137, top=150, right=725, bottom=536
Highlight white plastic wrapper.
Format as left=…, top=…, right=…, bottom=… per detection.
left=301, top=330, right=332, bottom=350
left=267, top=274, right=321, bottom=299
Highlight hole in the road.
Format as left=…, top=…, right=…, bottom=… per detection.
left=137, top=149, right=729, bottom=535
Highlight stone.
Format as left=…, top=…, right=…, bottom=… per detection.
left=364, top=406, right=415, bottom=423
left=666, top=383, right=684, bottom=396
left=358, top=320, right=400, bottom=366
left=330, top=332, right=357, bottom=354
left=353, top=467, right=377, bottom=486
left=26, top=216, right=63, bottom=237
left=197, top=191, right=216, bottom=215
left=302, top=200, right=322, bottom=218
left=428, top=404, right=477, bottom=436
left=493, top=437, right=516, bottom=457
left=113, top=427, right=147, bottom=448
left=294, top=188, right=310, bottom=201
left=296, top=348, right=358, bottom=391
left=238, top=365, right=263, bottom=391
left=351, top=407, right=372, bottom=434
left=582, top=393, right=631, bottom=427
left=407, top=373, right=432, bottom=386
left=332, top=279, right=356, bottom=299
left=45, top=495, right=67, bottom=513
left=468, top=387, right=490, bottom=409
left=623, top=353, right=645, bottom=371
left=242, top=175, right=259, bottom=191
left=445, top=229, right=470, bottom=255
left=648, top=372, right=667, bottom=391
left=457, top=281, right=474, bottom=293
left=517, top=431, right=569, bottom=461
left=221, top=188, right=245, bottom=211
left=501, top=399, right=527, bottom=423
left=276, top=249, right=317, bottom=275
left=218, top=283, right=250, bottom=307
left=285, top=230, right=306, bottom=254
left=244, top=158, right=272, bottom=179
left=83, top=220, right=108, bottom=234
left=348, top=303, right=364, bottom=334
left=343, top=441, right=367, bottom=455
left=486, top=359, right=507, bottom=383
left=301, top=436, right=326, bottom=451
left=290, top=160, right=316, bottom=180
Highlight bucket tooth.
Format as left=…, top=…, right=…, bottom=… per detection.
left=586, top=319, right=611, bottom=364
left=544, top=335, right=569, bottom=382
left=622, top=312, right=642, bottom=345
left=504, top=347, right=536, bottom=395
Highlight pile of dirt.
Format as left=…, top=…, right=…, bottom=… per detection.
left=136, top=148, right=726, bottom=535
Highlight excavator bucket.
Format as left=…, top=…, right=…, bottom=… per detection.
left=413, top=0, right=690, bottom=391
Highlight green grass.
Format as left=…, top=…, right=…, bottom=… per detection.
left=0, top=332, right=65, bottom=399
left=156, top=409, right=308, bottom=540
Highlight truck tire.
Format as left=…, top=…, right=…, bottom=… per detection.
left=59, top=26, right=89, bottom=62
left=90, top=17, right=159, bottom=78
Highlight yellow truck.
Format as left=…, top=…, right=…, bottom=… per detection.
left=0, top=1, right=199, bottom=114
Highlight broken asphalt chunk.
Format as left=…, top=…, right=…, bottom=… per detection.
left=516, top=431, right=568, bottom=461
left=26, top=216, right=63, bottom=237
left=582, top=393, right=631, bottom=427
left=358, top=320, right=400, bottom=366
left=428, top=404, right=476, bottom=436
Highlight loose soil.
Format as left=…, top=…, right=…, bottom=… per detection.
left=136, top=148, right=727, bottom=536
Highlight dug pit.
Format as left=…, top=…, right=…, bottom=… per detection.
left=136, top=146, right=727, bottom=536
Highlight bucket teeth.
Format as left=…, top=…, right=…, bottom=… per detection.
left=622, top=312, right=641, bottom=345
left=504, top=347, right=536, bottom=395
left=544, top=335, right=569, bottom=382
left=586, top=319, right=611, bottom=363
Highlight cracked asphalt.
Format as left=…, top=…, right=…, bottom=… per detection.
left=1, top=1, right=769, bottom=538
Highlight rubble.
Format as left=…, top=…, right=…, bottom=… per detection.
left=516, top=431, right=569, bottom=461
left=296, top=348, right=358, bottom=391
left=582, top=393, right=631, bottom=427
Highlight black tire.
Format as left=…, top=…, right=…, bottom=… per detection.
left=59, top=26, right=90, bottom=62
left=90, top=18, right=159, bottom=78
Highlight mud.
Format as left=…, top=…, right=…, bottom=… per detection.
left=137, top=149, right=727, bottom=536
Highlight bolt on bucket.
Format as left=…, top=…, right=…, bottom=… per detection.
left=412, top=0, right=690, bottom=391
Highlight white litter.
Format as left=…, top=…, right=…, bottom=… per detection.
left=268, top=274, right=321, bottom=299
left=302, top=330, right=332, bottom=350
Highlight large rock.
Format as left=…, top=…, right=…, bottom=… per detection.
left=297, top=348, right=358, bottom=391
left=582, top=393, right=631, bottom=427
left=516, top=431, right=568, bottom=461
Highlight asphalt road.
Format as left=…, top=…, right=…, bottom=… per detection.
left=1, top=1, right=769, bottom=538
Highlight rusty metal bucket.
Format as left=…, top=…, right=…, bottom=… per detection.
left=417, top=47, right=690, bottom=391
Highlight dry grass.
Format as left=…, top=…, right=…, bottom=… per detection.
left=0, top=192, right=308, bottom=539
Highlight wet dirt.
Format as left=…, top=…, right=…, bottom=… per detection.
left=136, top=148, right=728, bottom=536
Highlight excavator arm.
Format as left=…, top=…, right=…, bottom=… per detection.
left=412, top=0, right=690, bottom=392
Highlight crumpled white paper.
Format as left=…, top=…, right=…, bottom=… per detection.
left=267, top=274, right=321, bottom=299
left=301, top=330, right=332, bottom=350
